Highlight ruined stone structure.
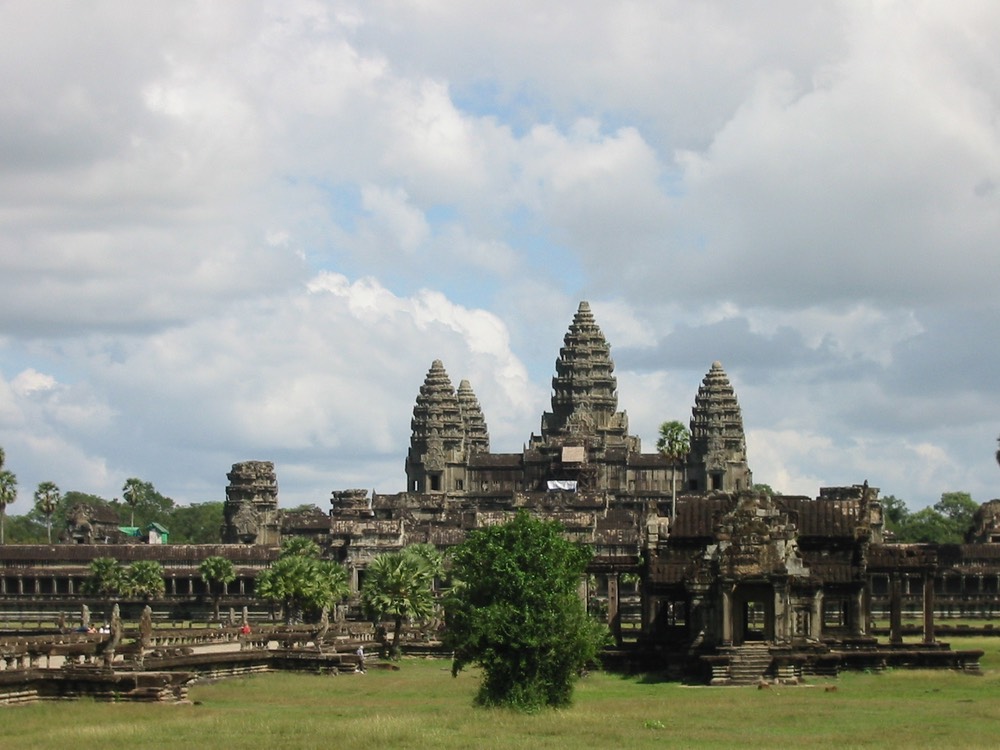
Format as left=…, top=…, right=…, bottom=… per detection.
left=222, top=461, right=280, bottom=545
left=2, top=301, right=999, bottom=682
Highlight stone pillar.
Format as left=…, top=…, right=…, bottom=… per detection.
left=773, top=586, right=786, bottom=642
left=606, top=574, right=621, bottom=646
left=721, top=586, right=733, bottom=645
left=889, top=574, right=903, bottom=645
left=852, top=587, right=865, bottom=636
left=923, top=572, right=935, bottom=645
left=811, top=590, right=823, bottom=639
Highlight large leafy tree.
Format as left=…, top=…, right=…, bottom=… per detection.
left=256, top=539, right=349, bottom=624
left=167, top=501, right=224, bottom=543
left=200, top=555, right=236, bottom=621
left=656, top=420, right=691, bottom=518
left=933, top=491, right=978, bottom=541
left=0, top=448, right=17, bottom=545
left=361, top=547, right=438, bottom=659
left=445, top=512, right=607, bottom=710
left=885, top=492, right=979, bottom=544
left=33, top=481, right=61, bottom=543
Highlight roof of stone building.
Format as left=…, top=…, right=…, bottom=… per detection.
left=66, top=502, right=123, bottom=525
left=467, top=453, right=523, bottom=468
left=799, top=548, right=861, bottom=583
left=457, top=378, right=490, bottom=453
left=671, top=495, right=732, bottom=539
left=281, top=508, right=330, bottom=531
left=781, top=497, right=863, bottom=538
left=628, top=452, right=670, bottom=467
left=648, top=548, right=701, bottom=584
left=867, top=544, right=939, bottom=569
left=0, top=544, right=279, bottom=564
left=670, top=493, right=872, bottom=541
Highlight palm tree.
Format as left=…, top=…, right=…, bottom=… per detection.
left=256, top=545, right=348, bottom=624
left=126, top=561, right=166, bottom=600
left=361, top=551, right=436, bottom=659
left=0, top=448, right=16, bottom=545
left=200, top=555, right=236, bottom=621
left=656, top=420, right=691, bottom=520
left=33, top=481, right=61, bottom=543
left=121, top=477, right=146, bottom=528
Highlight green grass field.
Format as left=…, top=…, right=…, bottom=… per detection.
left=5, top=639, right=1000, bottom=749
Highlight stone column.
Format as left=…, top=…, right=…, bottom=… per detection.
left=607, top=574, right=621, bottom=646
left=852, top=587, right=865, bottom=636
left=889, top=573, right=903, bottom=645
left=721, top=586, right=733, bottom=645
left=811, top=590, right=823, bottom=639
left=922, top=572, right=935, bottom=645
left=773, top=585, right=787, bottom=643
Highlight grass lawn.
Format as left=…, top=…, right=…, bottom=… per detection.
left=5, top=639, right=1000, bottom=749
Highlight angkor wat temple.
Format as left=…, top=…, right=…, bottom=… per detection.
left=2, top=301, right=997, bottom=681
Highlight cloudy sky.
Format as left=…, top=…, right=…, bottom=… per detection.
left=2, top=1, right=999, bottom=514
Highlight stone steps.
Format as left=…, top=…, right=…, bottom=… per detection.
left=728, top=643, right=773, bottom=684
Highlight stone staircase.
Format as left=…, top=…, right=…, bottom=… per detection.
left=727, top=642, right=773, bottom=684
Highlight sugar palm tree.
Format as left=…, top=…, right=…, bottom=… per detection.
left=0, top=448, right=16, bottom=545
left=361, top=550, right=436, bottom=659
left=121, top=477, right=146, bottom=528
left=200, top=555, right=236, bottom=621
left=256, top=543, right=348, bottom=624
left=656, top=420, right=691, bottom=520
left=33, top=481, right=61, bottom=543
left=126, top=561, right=166, bottom=600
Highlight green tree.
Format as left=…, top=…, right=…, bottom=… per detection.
left=33, top=481, right=60, bottom=544
left=444, top=512, right=607, bottom=710
left=752, top=483, right=780, bottom=497
left=121, top=477, right=146, bottom=527
left=934, top=491, right=978, bottom=542
left=0, top=448, right=17, bottom=545
left=361, top=548, right=437, bottom=659
left=256, top=541, right=348, bottom=624
left=167, top=501, right=224, bottom=544
left=200, top=555, right=236, bottom=621
left=83, top=557, right=127, bottom=619
left=656, top=420, right=691, bottom=518
left=898, top=507, right=953, bottom=544
left=125, top=560, right=166, bottom=600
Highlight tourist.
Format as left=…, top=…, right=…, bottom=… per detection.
left=356, top=645, right=365, bottom=673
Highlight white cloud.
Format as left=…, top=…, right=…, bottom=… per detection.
left=0, top=1, right=998, bottom=518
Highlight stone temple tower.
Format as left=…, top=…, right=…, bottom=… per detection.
left=535, top=301, right=636, bottom=451
left=405, top=360, right=489, bottom=493
left=687, top=361, right=752, bottom=493
left=222, top=460, right=280, bottom=544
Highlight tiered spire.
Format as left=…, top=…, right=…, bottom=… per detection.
left=457, top=379, right=490, bottom=453
left=410, top=360, right=465, bottom=454
left=542, top=301, right=620, bottom=437
left=689, top=361, right=751, bottom=491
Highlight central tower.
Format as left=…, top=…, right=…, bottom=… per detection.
left=536, top=301, right=635, bottom=448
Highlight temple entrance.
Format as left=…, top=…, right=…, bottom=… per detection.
left=732, top=584, right=774, bottom=644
